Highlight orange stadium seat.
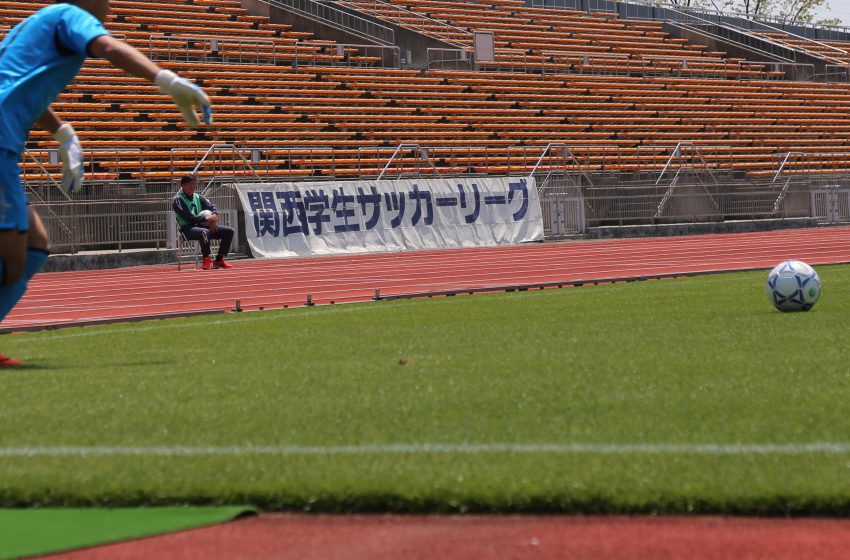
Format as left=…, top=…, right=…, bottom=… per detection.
left=4, top=0, right=850, bottom=181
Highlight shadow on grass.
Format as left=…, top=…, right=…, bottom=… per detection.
left=4, top=360, right=170, bottom=371
left=108, top=361, right=170, bottom=368
left=2, top=363, right=48, bottom=372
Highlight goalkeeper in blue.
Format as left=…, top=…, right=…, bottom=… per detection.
left=0, top=0, right=212, bottom=366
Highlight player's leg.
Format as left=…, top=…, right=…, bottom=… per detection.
left=211, top=226, right=234, bottom=269
left=0, top=151, right=49, bottom=366
left=0, top=208, right=49, bottom=322
left=0, top=148, right=48, bottom=322
left=183, top=226, right=212, bottom=269
left=0, top=230, right=27, bottom=288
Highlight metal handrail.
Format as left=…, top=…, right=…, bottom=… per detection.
left=265, top=0, right=395, bottom=45
left=148, top=34, right=277, bottom=64
left=295, top=42, right=401, bottom=68
left=189, top=144, right=261, bottom=181
left=529, top=143, right=596, bottom=192
left=21, top=150, right=78, bottom=252
left=527, top=0, right=847, bottom=66
left=337, top=0, right=473, bottom=47
left=376, top=144, right=435, bottom=180
left=662, top=10, right=823, bottom=60
left=620, top=0, right=850, bottom=36
left=636, top=2, right=848, bottom=64
left=748, top=31, right=848, bottom=63
left=773, top=151, right=800, bottom=182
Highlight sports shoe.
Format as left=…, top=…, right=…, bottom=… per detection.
left=201, top=256, right=212, bottom=270
left=0, top=353, right=23, bottom=367
left=213, top=258, right=233, bottom=269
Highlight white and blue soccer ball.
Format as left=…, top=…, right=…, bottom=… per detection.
left=766, top=260, right=821, bottom=312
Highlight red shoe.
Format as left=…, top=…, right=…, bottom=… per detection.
left=0, top=354, right=22, bottom=367
left=213, top=258, right=233, bottom=269
left=201, top=256, right=212, bottom=270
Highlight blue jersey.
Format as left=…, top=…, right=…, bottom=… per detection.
left=0, top=3, right=109, bottom=155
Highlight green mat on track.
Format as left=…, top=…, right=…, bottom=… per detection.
left=0, top=507, right=255, bottom=559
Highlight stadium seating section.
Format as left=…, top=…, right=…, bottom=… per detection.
left=756, top=32, right=850, bottom=65
left=5, top=0, right=850, bottom=181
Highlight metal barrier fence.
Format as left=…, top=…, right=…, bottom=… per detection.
left=294, top=43, right=401, bottom=68
left=340, top=0, right=472, bottom=47
left=531, top=0, right=850, bottom=43
left=530, top=0, right=844, bottom=70
left=25, top=143, right=850, bottom=251
left=581, top=179, right=814, bottom=228
left=426, top=48, right=796, bottom=80
left=819, top=64, right=850, bottom=82
left=148, top=35, right=278, bottom=65
left=265, top=0, right=395, bottom=45
left=35, top=199, right=172, bottom=251
left=427, top=48, right=474, bottom=71
left=618, top=0, right=850, bottom=40
left=528, top=0, right=616, bottom=12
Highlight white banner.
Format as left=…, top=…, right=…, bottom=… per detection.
left=236, top=176, right=543, bottom=258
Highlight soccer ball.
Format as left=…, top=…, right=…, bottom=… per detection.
left=199, top=209, right=213, bottom=219
left=766, top=260, right=821, bottom=312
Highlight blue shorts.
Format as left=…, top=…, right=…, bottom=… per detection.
left=0, top=149, right=28, bottom=233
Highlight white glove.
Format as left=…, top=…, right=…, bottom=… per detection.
left=155, top=70, right=212, bottom=127
left=53, top=123, right=83, bottom=195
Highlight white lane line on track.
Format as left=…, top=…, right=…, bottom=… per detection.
left=2, top=442, right=850, bottom=457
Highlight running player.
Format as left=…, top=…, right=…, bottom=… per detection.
left=0, top=0, right=212, bottom=365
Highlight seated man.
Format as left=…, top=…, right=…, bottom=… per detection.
left=173, top=175, right=234, bottom=270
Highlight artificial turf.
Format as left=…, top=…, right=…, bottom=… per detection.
left=1, top=266, right=850, bottom=514
left=0, top=507, right=253, bottom=559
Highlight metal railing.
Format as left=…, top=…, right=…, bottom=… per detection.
left=26, top=142, right=850, bottom=250
left=295, top=42, right=400, bottom=68
left=747, top=31, right=848, bottom=64
left=628, top=4, right=848, bottom=66
left=147, top=35, right=277, bottom=65
left=337, top=0, right=473, bottom=47
left=426, top=47, right=786, bottom=79
left=617, top=0, right=850, bottom=38
left=176, top=144, right=262, bottom=185
left=817, top=64, right=850, bottom=82
left=265, top=0, right=395, bottom=45
left=23, top=148, right=147, bottom=195
left=527, top=0, right=617, bottom=13
left=427, top=48, right=474, bottom=70
left=583, top=179, right=813, bottom=226
left=376, top=144, right=434, bottom=180
left=526, top=0, right=847, bottom=67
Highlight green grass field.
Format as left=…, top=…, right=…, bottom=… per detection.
left=2, top=266, right=850, bottom=514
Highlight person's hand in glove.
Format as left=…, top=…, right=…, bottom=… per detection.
left=154, top=69, right=213, bottom=127
left=53, top=123, right=83, bottom=195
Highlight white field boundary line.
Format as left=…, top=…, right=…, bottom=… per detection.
left=4, top=442, right=850, bottom=458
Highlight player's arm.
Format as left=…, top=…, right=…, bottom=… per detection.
left=35, top=109, right=61, bottom=135
left=88, top=35, right=212, bottom=127
left=37, top=109, right=83, bottom=194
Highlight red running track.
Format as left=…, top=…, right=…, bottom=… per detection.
left=46, top=514, right=850, bottom=560
left=7, top=226, right=850, bottom=331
